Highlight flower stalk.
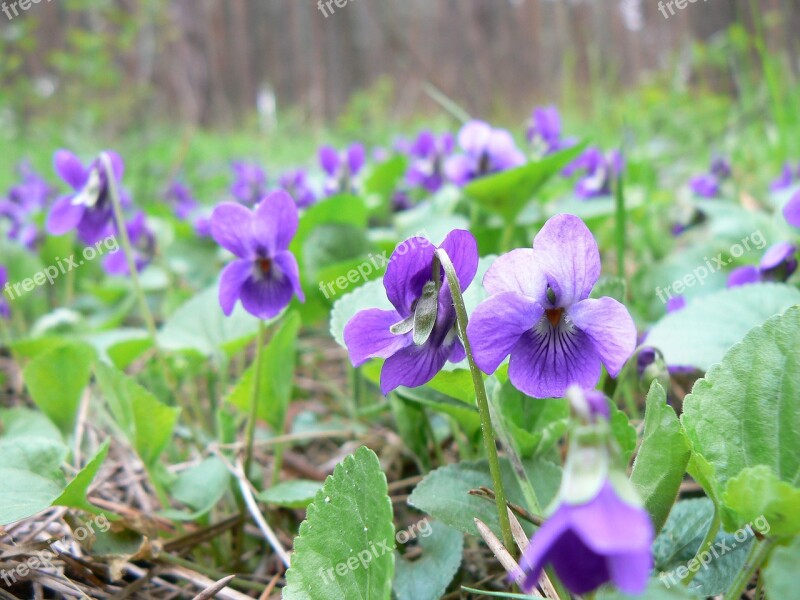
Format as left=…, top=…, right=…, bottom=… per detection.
left=100, top=152, right=177, bottom=398
left=435, top=247, right=515, bottom=553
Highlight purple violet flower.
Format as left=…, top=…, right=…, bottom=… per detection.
left=344, top=230, right=478, bottom=394
left=103, top=212, right=155, bottom=276
left=514, top=387, right=653, bottom=596
left=516, top=481, right=653, bottom=595
left=771, top=162, right=796, bottom=192
left=0, top=265, right=10, bottom=320
left=563, top=148, right=623, bottom=199
left=526, top=106, right=576, bottom=156
left=689, top=157, right=731, bottom=199
left=727, top=241, right=797, bottom=287
left=444, top=121, right=526, bottom=185
left=405, top=130, right=454, bottom=193
left=278, top=169, right=316, bottom=208
left=194, top=214, right=212, bottom=238
left=46, top=150, right=125, bottom=245
left=165, top=180, right=199, bottom=220
left=783, top=189, right=800, bottom=228
left=467, top=214, right=636, bottom=398
left=211, top=190, right=305, bottom=320
left=319, top=143, right=366, bottom=196
left=8, top=161, right=53, bottom=213
left=230, top=162, right=268, bottom=205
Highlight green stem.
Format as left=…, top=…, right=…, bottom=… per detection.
left=681, top=505, right=720, bottom=586
left=435, top=248, right=514, bottom=553
left=100, top=152, right=177, bottom=399
left=243, top=320, right=266, bottom=479
left=725, top=538, right=776, bottom=600
left=0, top=317, right=10, bottom=349
left=613, top=156, right=627, bottom=283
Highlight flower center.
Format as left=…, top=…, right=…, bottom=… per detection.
left=257, top=258, right=272, bottom=276
left=545, top=308, right=564, bottom=327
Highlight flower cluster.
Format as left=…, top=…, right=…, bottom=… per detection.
left=404, top=130, right=454, bottom=193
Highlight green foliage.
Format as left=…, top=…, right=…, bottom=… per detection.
left=630, top=382, right=690, bottom=533
left=393, top=522, right=463, bottom=600
left=95, top=362, right=180, bottom=469
left=646, top=284, right=800, bottom=371
left=681, top=306, right=800, bottom=533
left=23, top=342, right=95, bottom=433
left=228, top=312, right=301, bottom=432
left=259, top=480, right=324, bottom=509
left=652, top=499, right=753, bottom=597
left=283, top=447, right=395, bottom=600
left=463, top=144, right=586, bottom=222
left=408, top=458, right=561, bottom=538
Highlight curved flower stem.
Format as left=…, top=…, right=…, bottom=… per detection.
left=435, top=248, right=514, bottom=553
left=100, top=153, right=177, bottom=399
left=681, top=505, right=720, bottom=587
left=725, top=537, right=776, bottom=600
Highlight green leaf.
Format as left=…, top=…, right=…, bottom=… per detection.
left=630, top=382, right=691, bottom=533
left=495, top=380, right=568, bottom=459
left=291, top=194, right=368, bottom=257
left=23, top=342, right=95, bottom=433
left=408, top=458, right=561, bottom=538
left=392, top=385, right=480, bottom=440
left=652, top=498, right=753, bottom=597
left=721, top=466, right=800, bottom=537
left=95, top=362, right=180, bottom=468
left=53, top=440, right=110, bottom=514
left=393, top=522, right=463, bottom=600
left=390, top=395, right=431, bottom=472
left=0, top=469, right=64, bottom=525
left=645, top=283, right=800, bottom=371
left=228, top=312, right=301, bottom=432
left=363, top=155, right=408, bottom=215
left=463, top=143, right=586, bottom=222
left=763, top=537, right=800, bottom=600
left=159, top=284, right=269, bottom=357
left=283, top=446, right=394, bottom=600
left=302, top=224, right=371, bottom=282
left=259, top=480, right=323, bottom=509
left=681, top=306, right=800, bottom=531
left=163, top=456, right=230, bottom=520
left=84, top=328, right=151, bottom=369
